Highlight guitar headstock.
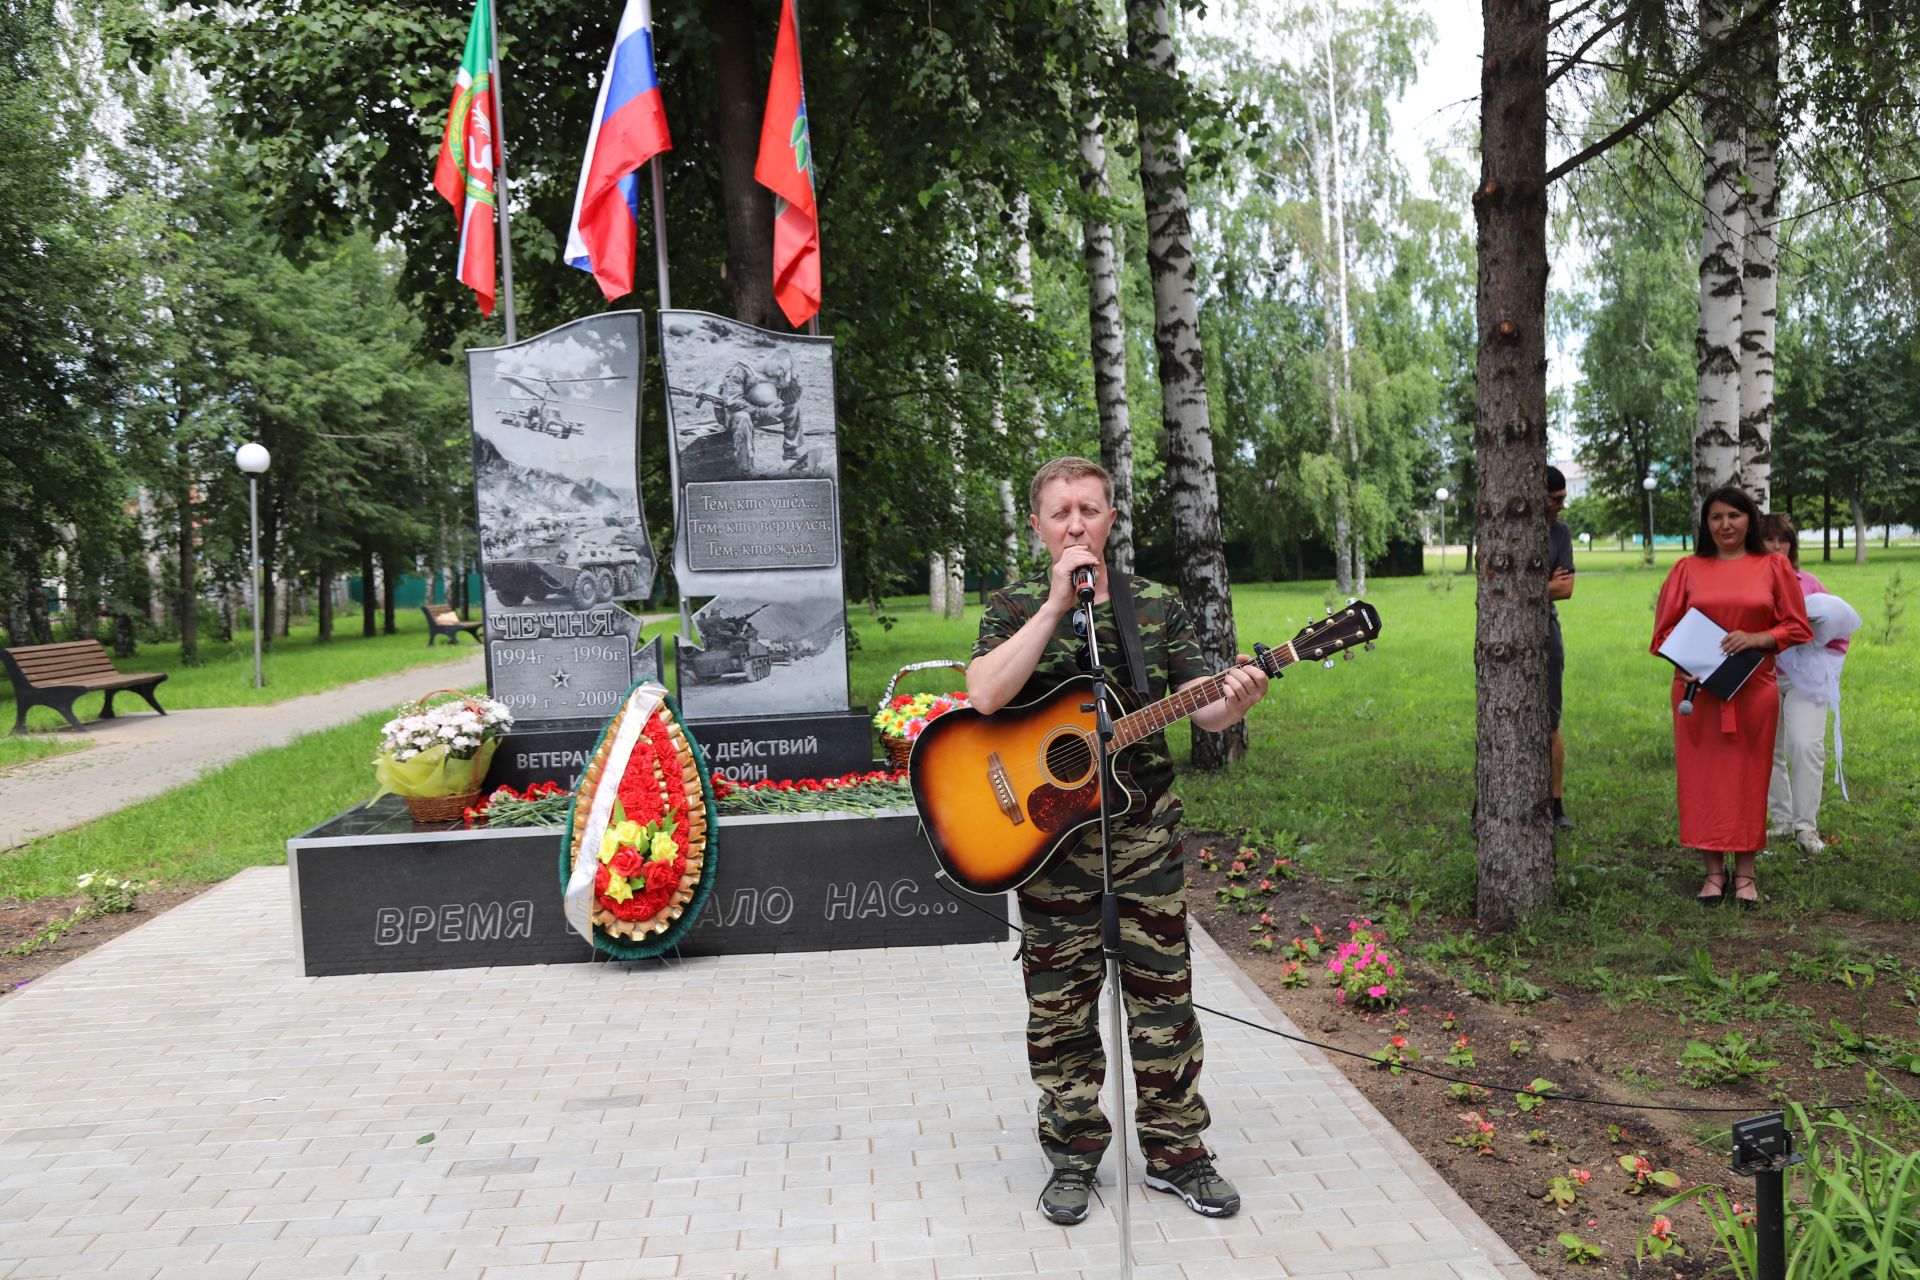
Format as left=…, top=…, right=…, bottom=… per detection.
left=1290, top=599, right=1383, bottom=664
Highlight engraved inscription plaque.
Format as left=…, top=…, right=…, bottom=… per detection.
left=485, top=607, right=644, bottom=721
left=683, top=480, right=839, bottom=571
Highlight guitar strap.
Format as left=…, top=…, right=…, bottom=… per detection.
left=1106, top=564, right=1152, bottom=702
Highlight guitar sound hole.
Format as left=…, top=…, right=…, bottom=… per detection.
left=1042, top=730, right=1095, bottom=787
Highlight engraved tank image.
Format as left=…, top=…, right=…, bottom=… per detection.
left=483, top=524, right=654, bottom=610
left=683, top=604, right=776, bottom=683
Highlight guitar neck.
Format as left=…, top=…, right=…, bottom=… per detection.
left=1111, top=643, right=1298, bottom=749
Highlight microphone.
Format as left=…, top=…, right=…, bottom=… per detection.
left=1073, top=564, right=1096, bottom=602
left=1679, top=680, right=1700, bottom=716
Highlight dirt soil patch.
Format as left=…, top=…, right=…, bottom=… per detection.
left=0, top=885, right=211, bottom=999
left=1184, top=830, right=1918, bottom=1280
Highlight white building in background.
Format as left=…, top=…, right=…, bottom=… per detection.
left=1551, top=459, right=1591, bottom=500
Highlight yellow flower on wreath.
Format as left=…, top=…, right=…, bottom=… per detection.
left=604, top=874, right=635, bottom=903
left=649, top=831, right=678, bottom=862
left=601, top=819, right=646, bottom=863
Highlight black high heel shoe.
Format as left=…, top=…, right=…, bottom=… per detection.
left=1698, top=875, right=1727, bottom=907
left=1730, top=875, right=1760, bottom=910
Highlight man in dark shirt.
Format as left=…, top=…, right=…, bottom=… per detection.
left=1546, top=466, right=1576, bottom=828
left=969, top=455, right=1267, bottom=1226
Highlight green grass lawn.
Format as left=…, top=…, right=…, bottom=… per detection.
left=0, top=734, right=90, bottom=773
left=7, top=552, right=1917, bottom=955
left=3, top=610, right=480, bottom=732
left=1, top=706, right=412, bottom=899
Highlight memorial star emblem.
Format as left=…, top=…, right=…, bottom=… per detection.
left=550, top=668, right=572, bottom=689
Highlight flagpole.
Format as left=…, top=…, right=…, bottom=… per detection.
left=650, top=157, right=673, bottom=310
left=784, top=0, right=821, bottom=337
left=487, top=0, right=520, bottom=343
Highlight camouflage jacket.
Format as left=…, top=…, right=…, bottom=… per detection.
left=973, top=573, right=1211, bottom=805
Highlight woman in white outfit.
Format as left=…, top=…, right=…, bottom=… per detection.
left=1759, top=514, right=1851, bottom=855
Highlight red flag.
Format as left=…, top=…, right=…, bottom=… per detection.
left=754, top=0, right=820, bottom=327
left=433, top=0, right=499, bottom=316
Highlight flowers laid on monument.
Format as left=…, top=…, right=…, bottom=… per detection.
left=566, top=694, right=716, bottom=951
left=464, top=781, right=570, bottom=827
left=593, top=811, right=687, bottom=923
left=708, top=767, right=910, bottom=814
left=871, top=691, right=968, bottom=744
left=373, top=692, right=514, bottom=815
left=464, top=769, right=914, bottom=831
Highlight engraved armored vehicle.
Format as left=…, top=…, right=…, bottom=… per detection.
left=485, top=525, right=651, bottom=610
left=684, top=604, right=775, bottom=683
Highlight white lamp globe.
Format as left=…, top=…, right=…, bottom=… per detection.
left=1435, top=487, right=1450, bottom=502
left=1580, top=531, right=1592, bottom=544
left=236, top=443, right=271, bottom=475
left=1641, top=475, right=1658, bottom=492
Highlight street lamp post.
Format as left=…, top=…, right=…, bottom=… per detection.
left=1642, top=474, right=1658, bottom=567
left=1435, top=487, right=1451, bottom=583
left=236, top=443, right=271, bottom=689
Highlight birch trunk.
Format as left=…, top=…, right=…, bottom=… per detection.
left=1077, top=103, right=1136, bottom=574
left=1736, top=7, right=1779, bottom=512
left=1009, top=224, right=1038, bottom=580
left=1322, top=0, right=1365, bottom=593
left=1695, top=0, right=1746, bottom=509
left=1302, top=71, right=1353, bottom=594
left=1128, top=0, right=1244, bottom=768
left=929, top=551, right=948, bottom=615
left=1473, top=0, right=1555, bottom=931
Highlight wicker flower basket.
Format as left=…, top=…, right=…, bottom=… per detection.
left=876, top=660, right=970, bottom=767
left=404, top=791, right=484, bottom=823
left=374, top=688, right=508, bottom=823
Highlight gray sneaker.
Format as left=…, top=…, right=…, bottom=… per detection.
left=1144, top=1156, right=1240, bottom=1217
left=1038, top=1167, right=1096, bottom=1225
left=1796, top=830, right=1825, bottom=855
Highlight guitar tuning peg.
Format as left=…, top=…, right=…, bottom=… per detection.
left=1322, top=658, right=1334, bottom=669
left=1364, top=640, right=1376, bottom=651
left=1343, top=650, right=1353, bottom=661
left=1347, top=597, right=1357, bottom=605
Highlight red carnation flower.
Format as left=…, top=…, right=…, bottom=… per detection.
left=610, top=848, right=643, bottom=878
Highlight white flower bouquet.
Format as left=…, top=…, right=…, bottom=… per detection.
left=373, top=690, right=514, bottom=819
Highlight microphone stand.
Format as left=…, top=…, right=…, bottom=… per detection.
left=1076, top=567, right=1133, bottom=1280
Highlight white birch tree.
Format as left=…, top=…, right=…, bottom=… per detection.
left=1736, top=7, right=1779, bottom=512
left=1127, top=0, right=1245, bottom=768
left=1320, top=0, right=1364, bottom=593
left=1077, top=101, right=1136, bottom=574
left=1695, top=0, right=1746, bottom=509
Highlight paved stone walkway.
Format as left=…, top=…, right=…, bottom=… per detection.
left=0, top=652, right=483, bottom=850
left=0, top=866, right=1539, bottom=1280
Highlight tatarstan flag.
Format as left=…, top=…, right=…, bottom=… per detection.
left=754, top=0, right=820, bottom=328
left=433, top=0, right=499, bottom=316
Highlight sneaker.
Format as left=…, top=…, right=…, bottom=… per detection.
left=1037, top=1167, right=1096, bottom=1225
left=1144, top=1156, right=1240, bottom=1217
left=1796, top=830, right=1825, bottom=855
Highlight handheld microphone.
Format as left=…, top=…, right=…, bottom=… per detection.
left=1072, top=564, right=1096, bottom=602
left=1678, top=680, right=1700, bottom=716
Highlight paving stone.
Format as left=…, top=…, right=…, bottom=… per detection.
left=0, top=868, right=1540, bottom=1279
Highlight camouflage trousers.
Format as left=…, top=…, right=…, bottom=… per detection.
left=1015, top=793, right=1209, bottom=1176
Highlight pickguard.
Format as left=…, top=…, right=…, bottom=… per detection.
left=1026, top=779, right=1096, bottom=833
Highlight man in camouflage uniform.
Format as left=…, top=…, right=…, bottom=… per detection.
left=968, top=456, right=1268, bottom=1225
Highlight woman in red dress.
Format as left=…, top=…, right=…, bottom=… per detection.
left=1650, top=488, right=1811, bottom=906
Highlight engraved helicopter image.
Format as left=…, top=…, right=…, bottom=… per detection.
left=496, top=374, right=625, bottom=440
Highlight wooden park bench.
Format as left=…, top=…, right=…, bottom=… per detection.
left=1, top=640, right=168, bottom=734
left=422, top=605, right=483, bottom=647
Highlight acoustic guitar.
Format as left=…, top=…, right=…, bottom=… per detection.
left=909, top=601, right=1384, bottom=893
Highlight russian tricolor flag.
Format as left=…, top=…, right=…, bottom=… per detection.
left=565, top=0, right=673, bottom=302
